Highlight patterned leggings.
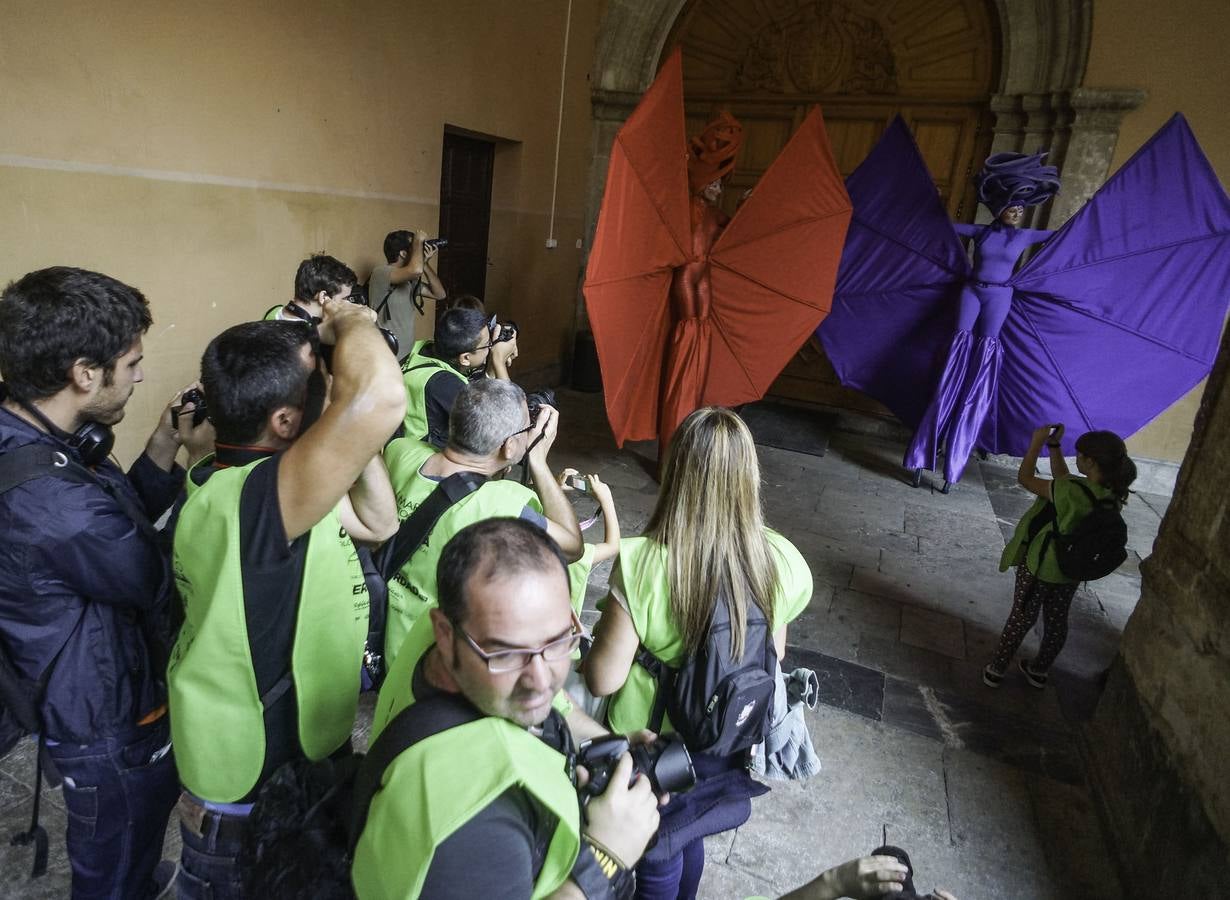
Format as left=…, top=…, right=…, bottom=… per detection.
left=989, top=564, right=1079, bottom=673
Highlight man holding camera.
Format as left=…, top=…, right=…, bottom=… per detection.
left=168, top=302, right=404, bottom=898
left=369, top=229, right=448, bottom=356
left=353, top=518, right=663, bottom=899
left=264, top=253, right=358, bottom=323
left=0, top=267, right=213, bottom=898
left=380, top=377, right=581, bottom=665
left=400, top=306, right=517, bottom=449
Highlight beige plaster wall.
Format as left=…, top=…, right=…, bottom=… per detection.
left=1083, top=0, right=1230, bottom=463
left=0, top=0, right=598, bottom=463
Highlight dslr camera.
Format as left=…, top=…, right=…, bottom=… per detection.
left=576, top=733, right=696, bottom=802
left=526, top=388, right=556, bottom=427
left=171, top=388, right=208, bottom=429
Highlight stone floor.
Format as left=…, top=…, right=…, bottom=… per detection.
left=0, top=389, right=1170, bottom=898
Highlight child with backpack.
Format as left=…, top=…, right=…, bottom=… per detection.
left=583, top=407, right=813, bottom=900
left=983, top=425, right=1136, bottom=689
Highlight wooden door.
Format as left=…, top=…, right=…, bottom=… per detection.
left=666, top=0, right=1000, bottom=412
left=438, top=131, right=495, bottom=302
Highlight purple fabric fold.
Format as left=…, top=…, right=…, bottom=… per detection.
left=820, top=113, right=1230, bottom=468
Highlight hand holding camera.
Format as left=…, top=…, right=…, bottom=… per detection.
left=576, top=751, right=661, bottom=874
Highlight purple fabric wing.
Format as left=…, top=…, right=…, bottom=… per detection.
left=819, top=117, right=971, bottom=428
left=991, top=114, right=1230, bottom=455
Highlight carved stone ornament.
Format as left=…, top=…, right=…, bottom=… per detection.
left=733, top=0, right=897, bottom=95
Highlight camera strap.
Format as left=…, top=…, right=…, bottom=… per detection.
left=373, top=471, right=488, bottom=581
left=347, top=692, right=482, bottom=853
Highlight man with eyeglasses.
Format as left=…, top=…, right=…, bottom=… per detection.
left=353, top=517, right=662, bottom=899
left=381, top=377, right=582, bottom=667
left=400, top=306, right=517, bottom=449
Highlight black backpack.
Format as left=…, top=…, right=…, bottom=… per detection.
left=239, top=694, right=573, bottom=897
left=636, top=594, right=777, bottom=758
left=1031, top=481, right=1128, bottom=582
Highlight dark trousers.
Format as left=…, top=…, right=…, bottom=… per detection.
left=176, top=795, right=248, bottom=900
left=47, top=716, right=179, bottom=900
left=990, top=564, right=1080, bottom=672
left=635, top=837, right=704, bottom=900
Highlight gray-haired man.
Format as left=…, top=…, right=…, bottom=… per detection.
left=379, top=378, right=581, bottom=665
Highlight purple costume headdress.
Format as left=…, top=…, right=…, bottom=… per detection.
left=976, top=152, right=1060, bottom=215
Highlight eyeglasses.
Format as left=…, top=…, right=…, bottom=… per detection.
left=458, top=615, right=585, bottom=673
left=503, top=422, right=533, bottom=443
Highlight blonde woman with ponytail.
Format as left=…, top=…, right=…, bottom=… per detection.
left=983, top=424, right=1136, bottom=690
left=585, top=407, right=813, bottom=900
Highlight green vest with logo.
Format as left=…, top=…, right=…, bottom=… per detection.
left=381, top=438, right=544, bottom=664
left=168, top=455, right=368, bottom=802
left=353, top=616, right=582, bottom=899
left=262, top=305, right=282, bottom=321
left=399, top=340, right=466, bottom=441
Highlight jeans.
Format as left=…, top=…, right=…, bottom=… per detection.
left=176, top=795, right=249, bottom=900
left=635, top=838, right=704, bottom=900
left=46, top=716, right=179, bottom=900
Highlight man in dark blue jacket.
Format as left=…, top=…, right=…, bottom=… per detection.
left=0, top=267, right=213, bottom=899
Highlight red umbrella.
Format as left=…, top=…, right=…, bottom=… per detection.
left=584, top=49, right=852, bottom=447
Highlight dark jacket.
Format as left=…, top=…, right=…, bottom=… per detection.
left=0, top=407, right=182, bottom=743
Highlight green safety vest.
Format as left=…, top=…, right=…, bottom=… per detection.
left=262, top=305, right=282, bottom=321
left=1000, top=476, right=1113, bottom=583
left=168, top=455, right=368, bottom=802
left=604, top=531, right=812, bottom=735
left=381, top=438, right=544, bottom=664
left=354, top=616, right=582, bottom=900
left=399, top=340, right=466, bottom=441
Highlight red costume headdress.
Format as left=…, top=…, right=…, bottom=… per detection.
left=687, top=112, right=744, bottom=194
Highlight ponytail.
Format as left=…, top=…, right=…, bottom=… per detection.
left=1075, top=431, right=1136, bottom=505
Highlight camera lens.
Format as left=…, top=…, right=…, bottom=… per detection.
left=632, top=738, right=696, bottom=795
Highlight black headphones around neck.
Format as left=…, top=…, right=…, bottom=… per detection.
left=3, top=385, right=116, bottom=467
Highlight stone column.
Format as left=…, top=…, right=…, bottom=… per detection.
left=1081, top=312, right=1230, bottom=896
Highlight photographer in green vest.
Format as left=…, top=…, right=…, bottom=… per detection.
left=264, top=253, right=358, bottom=322
left=400, top=307, right=518, bottom=448
left=353, top=518, right=663, bottom=899
left=168, top=301, right=405, bottom=899
left=382, top=377, right=583, bottom=665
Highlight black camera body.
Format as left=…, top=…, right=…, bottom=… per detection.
left=526, top=389, right=556, bottom=427
left=493, top=321, right=517, bottom=345
left=422, top=237, right=449, bottom=251
left=576, top=734, right=696, bottom=801
left=172, top=388, right=208, bottom=429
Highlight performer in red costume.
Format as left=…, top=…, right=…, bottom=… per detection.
left=659, top=113, right=743, bottom=448
left=584, top=49, right=851, bottom=454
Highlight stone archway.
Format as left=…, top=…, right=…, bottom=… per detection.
left=581, top=0, right=1144, bottom=409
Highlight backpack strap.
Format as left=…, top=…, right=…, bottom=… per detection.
left=374, top=471, right=488, bottom=581
left=347, top=692, right=484, bottom=852
left=0, top=443, right=95, bottom=496
left=633, top=647, right=671, bottom=735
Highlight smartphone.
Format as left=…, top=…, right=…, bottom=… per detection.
left=567, top=475, right=589, bottom=493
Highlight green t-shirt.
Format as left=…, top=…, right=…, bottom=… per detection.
left=601, top=529, right=813, bottom=734
left=1000, top=476, right=1114, bottom=584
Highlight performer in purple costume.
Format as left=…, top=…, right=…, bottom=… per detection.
left=905, top=152, right=1059, bottom=489
left=819, top=114, right=1230, bottom=492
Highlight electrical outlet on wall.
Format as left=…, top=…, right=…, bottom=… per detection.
left=545, top=238, right=558, bottom=249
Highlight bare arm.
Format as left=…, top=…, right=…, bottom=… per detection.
left=278, top=300, right=407, bottom=540
left=526, top=406, right=583, bottom=560
left=1017, top=424, right=1057, bottom=500
left=337, top=452, right=399, bottom=544
left=419, top=244, right=448, bottom=301
left=586, top=475, right=620, bottom=564
left=584, top=596, right=639, bottom=697
left=778, top=855, right=910, bottom=900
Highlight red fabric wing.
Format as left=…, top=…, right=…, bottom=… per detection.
left=583, top=50, right=690, bottom=445
left=707, top=107, right=852, bottom=401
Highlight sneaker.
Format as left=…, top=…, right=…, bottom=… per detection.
left=982, top=665, right=1004, bottom=687
left=1019, top=658, right=1048, bottom=689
